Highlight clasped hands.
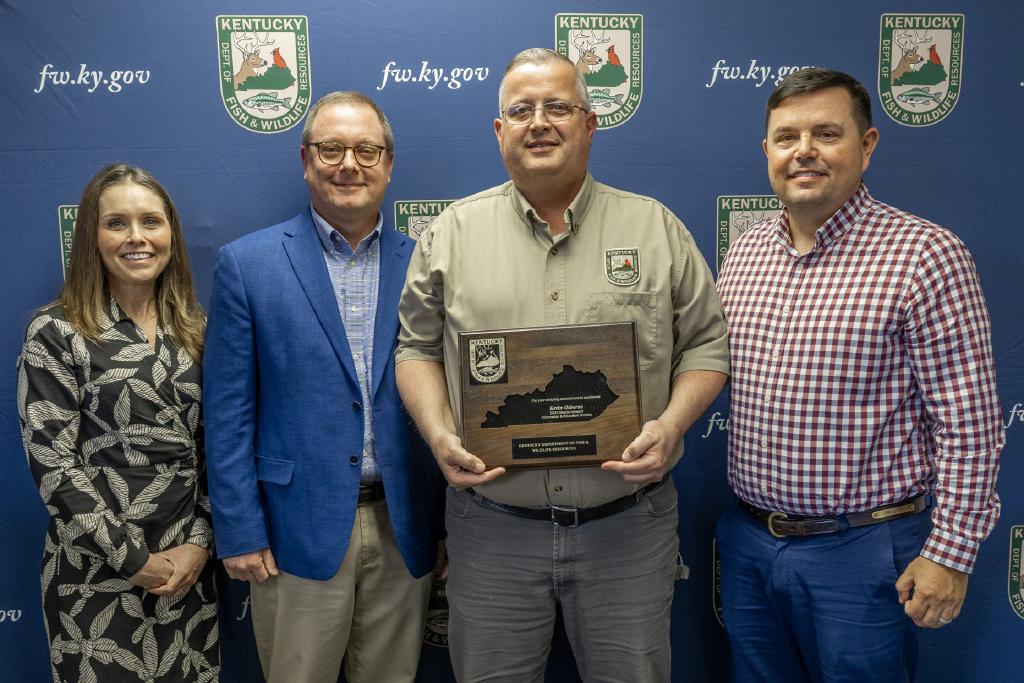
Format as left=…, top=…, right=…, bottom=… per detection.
left=128, top=543, right=210, bottom=596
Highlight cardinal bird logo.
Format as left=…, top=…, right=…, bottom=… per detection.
left=273, top=47, right=288, bottom=70
left=606, top=45, right=622, bottom=67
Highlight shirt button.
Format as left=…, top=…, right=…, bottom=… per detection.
left=553, top=485, right=563, bottom=493
left=551, top=291, right=559, bottom=301
left=797, top=262, right=805, bottom=269
left=782, top=305, right=791, bottom=314
left=350, top=305, right=359, bottom=313
left=760, top=483, right=768, bottom=493
left=550, top=247, right=558, bottom=256
left=760, top=438, right=768, bottom=448
left=764, top=395, right=772, bottom=406
left=352, top=401, right=362, bottom=412
left=349, top=455, right=359, bottom=465
left=772, top=349, right=780, bottom=359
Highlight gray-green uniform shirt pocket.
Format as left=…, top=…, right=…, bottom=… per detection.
left=582, top=291, right=658, bottom=370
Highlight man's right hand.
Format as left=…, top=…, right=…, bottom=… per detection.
left=431, top=431, right=506, bottom=489
left=223, top=547, right=280, bottom=583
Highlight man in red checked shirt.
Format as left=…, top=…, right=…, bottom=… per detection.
left=716, top=67, right=1004, bottom=682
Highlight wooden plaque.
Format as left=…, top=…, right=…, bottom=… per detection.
left=458, top=322, right=642, bottom=470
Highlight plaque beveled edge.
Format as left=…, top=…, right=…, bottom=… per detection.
left=457, top=321, right=642, bottom=470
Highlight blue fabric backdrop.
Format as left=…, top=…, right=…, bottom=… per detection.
left=1, top=1, right=1020, bottom=680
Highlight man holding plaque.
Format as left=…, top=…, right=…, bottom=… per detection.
left=716, top=68, right=1003, bottom=681
left=396, top=48, right=729, bottom=681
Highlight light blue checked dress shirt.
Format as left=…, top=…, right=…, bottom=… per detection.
left=311, top=206, right=381, bottom=482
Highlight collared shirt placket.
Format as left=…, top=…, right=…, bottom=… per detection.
left=315, top=210, right=382, bottom=482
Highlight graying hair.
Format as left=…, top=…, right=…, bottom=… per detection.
left=497, top=48, right=591, bottom=113
left=301, top=91, right=394, bottom=150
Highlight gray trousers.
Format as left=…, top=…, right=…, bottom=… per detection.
left=445, top=479, right=680, bottom=683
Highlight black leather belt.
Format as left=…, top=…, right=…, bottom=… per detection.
left=358, top=481, right=385, bottom=504
left=739, top=495, right=927, bottom=538
left=465, top=479, right=665, bottom=528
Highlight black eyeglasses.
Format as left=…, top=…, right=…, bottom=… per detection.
left=307, top=142, right=388, bottom=167
left=501, top=101, right=588, bottom=125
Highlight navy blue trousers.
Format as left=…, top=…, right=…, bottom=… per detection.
left=716, top=498, right=931, bottom=683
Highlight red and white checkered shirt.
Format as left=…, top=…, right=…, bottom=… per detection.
left=717, top=184, right=1003, bottom=573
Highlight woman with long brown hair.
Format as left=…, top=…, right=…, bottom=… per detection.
left=17, top=163, right=219, bottom=681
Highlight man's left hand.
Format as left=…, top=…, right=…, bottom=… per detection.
left=895, top=556, right=968, bottom=628
left=601, top=418, right=680, bottom=484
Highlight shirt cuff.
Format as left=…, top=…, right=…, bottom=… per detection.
left=920, top=526, right=979, bottom=574
left=395, top=345, right=444, bottom=364
left=118, top=538, right=151, bottom=579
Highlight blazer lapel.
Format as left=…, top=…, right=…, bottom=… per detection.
left=282, top=211, right=358, bottom=384
left=371, top=227, right=406, bottom=396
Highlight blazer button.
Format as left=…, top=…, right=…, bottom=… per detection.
left=352, top=401, right=362, bottom=412
left=349, top=455, right=359, bottom=465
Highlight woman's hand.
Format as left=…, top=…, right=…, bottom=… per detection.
left=147, top=543, right=210, bottom=596
left=128, top=554, right=175, bottom=591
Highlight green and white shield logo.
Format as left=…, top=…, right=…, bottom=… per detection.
left=878, top=14, right=964, bottom=127
left=605, top=248, right=640, bottom=286
left=716, top=195, right=782, bottom=272
left=58, top=204, right=77, bottom=278
left=394, top=199, right=454, bottom=240
left=216, top=15, right=311, bottom=133
left=1010, top=525, right=1024, bottom=620
left=556, top=13, right=643, bottom=129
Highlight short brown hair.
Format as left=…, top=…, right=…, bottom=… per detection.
left=60, top=164, right=205, bottom=360
left=766, top=67, right=873, bottom=134
left=498, top=48, right=592, bottom=112
left=301, top=91, right=394, bottom=151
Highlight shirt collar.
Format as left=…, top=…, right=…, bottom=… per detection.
left=310, top=204, right=383, bottom=256
left=510, top=171, right=595, bottom=236
left=102, top=295, right=126, bottom=329
left=770, top=182, right=873, bottom=253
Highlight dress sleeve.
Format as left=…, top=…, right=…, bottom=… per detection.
left=17, top=313, right=151, bottom=578
left=185, top=419, right=214, bottom=553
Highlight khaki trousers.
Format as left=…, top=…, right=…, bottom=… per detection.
left=250, top=498, right=432, bottom=683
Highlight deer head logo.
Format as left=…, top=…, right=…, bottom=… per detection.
left=571, top=29, right=610, bottom=75
left=233, top=32, right=273, bottom=90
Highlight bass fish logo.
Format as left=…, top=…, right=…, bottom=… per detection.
left=58, top=205, right=77, bottom=278
left=217, top=15, right=311, bottom=133
left=469, top=338, right=507, bottom=385
left=555, top=14, right=643, bottom=129
left=716, top=195, right=782, bottom=272
left=394, top=200, right=454, bottom=240
left=878, top=14, right=964, bottom=126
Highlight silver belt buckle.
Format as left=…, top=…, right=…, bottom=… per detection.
left=551, top=505, right=580, bottom=527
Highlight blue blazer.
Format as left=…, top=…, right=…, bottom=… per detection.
left=203, top=209, right=442, bottom=581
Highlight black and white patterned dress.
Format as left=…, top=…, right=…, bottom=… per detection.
left=17, top=300, right=219, bottom=682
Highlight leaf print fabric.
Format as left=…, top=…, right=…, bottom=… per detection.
left=18, top=300, right=219, bottom=682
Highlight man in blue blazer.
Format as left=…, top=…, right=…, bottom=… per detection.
left=204, top=91, right=443, bottom=683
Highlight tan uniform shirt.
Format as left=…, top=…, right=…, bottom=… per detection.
left=397, top=173, right=729, bottom=507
